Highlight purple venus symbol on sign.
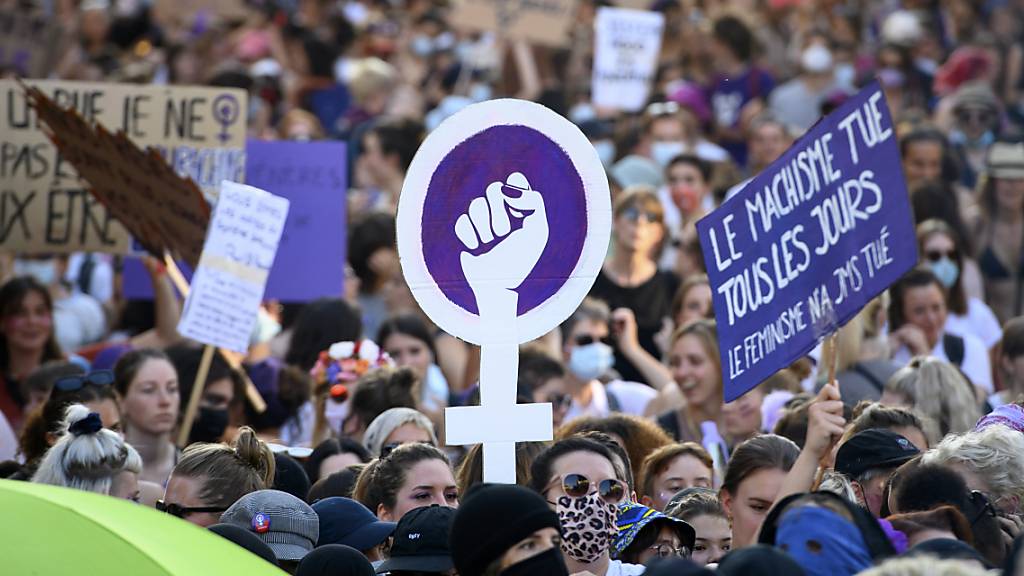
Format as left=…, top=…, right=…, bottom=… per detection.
left=211, top=94, right=240, bottom=144
left=398, top=99, right=610, bottom=483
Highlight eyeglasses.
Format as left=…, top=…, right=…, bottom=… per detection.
left=955, top=108, right=995, bottom=125
left=621, top=206, right=660, bottom=224
left=969, top=490, right=998, bottom=526
left=925, top=249, right=956, bottom=262
left=575, top=335, right=612, bottom=347
left=54, top=370, right=115, bottom=393
left=649, top=543, right=691, bottom=559
left=156, top=500, right=228, bottom=518
left=645, top=101, right=681, bottom=117
left=547, top=473, right=627, bottom=504
left=545, top=393, right=573, bottom=410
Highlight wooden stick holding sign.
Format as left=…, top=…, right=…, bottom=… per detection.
left=811, top=333, right=843, bottom=491
left=163, top=255, right=268, bottom=416
left=177, top=345, right=216, bottom=448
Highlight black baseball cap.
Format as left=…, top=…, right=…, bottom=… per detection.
left=835, top=429, right=920, bottom=478
left=376, top=505, right=455, bottom=574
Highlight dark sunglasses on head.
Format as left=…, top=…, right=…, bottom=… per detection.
left=549, top=473, right=627, bottom=504
left=575, top=335, right=612, bottom=347
left=54, top=370, right=115, bottom=393
left=925, top=249, right=956, bottom=262
left=621, top=206, right=660, bottom=224
left=645, top=101, right=681, bottom=117
left=156, top=499, right=227, bottom=518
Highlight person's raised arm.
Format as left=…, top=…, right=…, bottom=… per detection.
left=777, top=382, right=845, bottom=501
left=611, top=308, right=672, bottom=390
left=130, top=256, right=182, bottom=349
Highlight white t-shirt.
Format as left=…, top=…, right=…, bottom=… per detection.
left=892, top=331, right=993, bottom=392
left=564, top=380, right=657, bottom=423
left=607, top=559, right=646, bottom=576
left=945, top=298, right=1001, bottom=349
left=54, top=292, right=107, bottom=354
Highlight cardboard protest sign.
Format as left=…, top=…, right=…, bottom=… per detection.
left=23, top=84, right=212, bottom=268
left=0, top=9, right=63, bottom=78
left=696, top=82, right=916, bottom=402
left=123, top=140, right=348, bottom=302
left=1, top=80, right=246, bottom=254
left=592, top=8, right=665, bottom=112
left=448, top=0, right=579, bottom=48
left=178, top=181, right=289, bottom=353
left=397, top=99, right=611, bottom=481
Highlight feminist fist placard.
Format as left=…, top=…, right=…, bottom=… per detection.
left=397, top=99, right=611, bottom=482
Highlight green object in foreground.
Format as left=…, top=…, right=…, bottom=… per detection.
left=0, top=479, right=287, bottom=575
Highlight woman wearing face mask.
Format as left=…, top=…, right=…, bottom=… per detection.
left=451, top=483, right=569, bottom=576
left=916, top=220, right=1000, bottom=350
left=659, top=155, right=713, bottom=274
left=114, top=349, right=180, bottom=485
left=720, top=434, right=800, bottom=550
left=769, top=33, right=843, bottom=131
left=353, top=442, right=459, bottom=521
left=975, top=141, right=1024, bottom=324
left=590, top=189, right=679, bottom=386
left=166, top=345, right=242, bottom=446
left=656, top=321, right=725, bottom=446
left=529, top=437, right=638, bottom=576
left=0, top=277, right=66, bottom=431
left=32, top=404, right=143, bottom=502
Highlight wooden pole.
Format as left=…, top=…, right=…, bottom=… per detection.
left=162, top=255, right=268, bottom=414
left=812, top=333, right=841, bottom=491
left=177, top=344, right=215, bottom=448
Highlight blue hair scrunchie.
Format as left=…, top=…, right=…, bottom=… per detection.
left=69, top=412, right=104, bottom=436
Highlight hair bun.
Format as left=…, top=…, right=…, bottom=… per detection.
left=65, top=404, right=103, bottom=436
left=232, top=426, right=276, bottom=486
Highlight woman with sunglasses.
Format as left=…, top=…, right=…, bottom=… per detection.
left=362, top=406, right=438, bottom=459
left=353, top=441, right=459, bottom=522
left=114, top=349, right=180, bottom=485
left=0, top=277, right=66, bottom=432
left=917, top=220, right=1000, bottom=351
left=32, top=403, right=143, bottom=502
left=161, top=426, right=275, bottom=527
left=975, top=140, right=1024, bottom=324
left=589, top=188, right=679, bottom=386
left=16, top=368, right=120, bottom=480
left=528, top=436, right=640, bottom=576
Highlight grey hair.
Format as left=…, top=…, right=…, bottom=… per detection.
left=32, top=404, right=140, bottom=496
left=363, top=407, right=438, bottom=457
left=819, top=470, right=859, bottom=503
left=856, top=557, right=989, bottom=576
left=884, top=356, right=980, bottom=443
left=922, top=426, right=1024, bottom=511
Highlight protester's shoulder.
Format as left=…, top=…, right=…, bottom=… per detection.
left=608, top=559, right=646, bottom=576
left=607, top=379, right=658, bottom=400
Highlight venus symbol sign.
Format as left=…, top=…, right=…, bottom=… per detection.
left=397, top=99, right=612, bottom=482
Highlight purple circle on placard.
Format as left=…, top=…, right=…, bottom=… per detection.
left=421, top=125, right=588, bottom=316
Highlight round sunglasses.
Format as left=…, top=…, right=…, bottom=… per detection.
left=548, top=473, right=627, bottom=504
left=54, top=370, right=115, bottom=393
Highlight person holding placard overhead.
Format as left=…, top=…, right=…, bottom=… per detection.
left=887, top=267, right=993, bottom=394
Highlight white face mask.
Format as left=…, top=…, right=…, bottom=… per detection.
left=593, top=140, right=616, bottom=167
left=650, top=141, right=686, bottom=167
left=929, top=257, right=960, bottom=289
left=835, top=63, right=856, bottom=87
left=14, top=259, right=58, bottom=286
left=568, top=342, right=615, bottom=381
left=801, top=44, right=833, bottom=73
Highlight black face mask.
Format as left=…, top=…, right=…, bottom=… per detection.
left=500, top=547, right=569, bottom=576
left=189, top=407, right=229, bottom=444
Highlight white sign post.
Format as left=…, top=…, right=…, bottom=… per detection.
left=397, top=99, right=611, bottom=482
left=592, top=7, right=665, bottom=112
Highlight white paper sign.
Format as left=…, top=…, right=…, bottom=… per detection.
left=178, top=181, right=290, bottom=353
left=592, top=8, right=665, bottom=112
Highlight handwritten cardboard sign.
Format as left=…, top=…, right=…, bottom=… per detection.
left=696, top=82, right=916, bottom=401
left=178, top=181, right=289, bottom=353
left=448, top=0, right=579, bottom=48
left=592, top=8, right=664, bottom=112
left=1, top=80, right=246, bottom=254
left=24, top=83, right=213, bottom=268
left=397, top=99, right=611, bottom=482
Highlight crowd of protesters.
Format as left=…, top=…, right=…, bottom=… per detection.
left=3, top=0, right=1024, bottom=574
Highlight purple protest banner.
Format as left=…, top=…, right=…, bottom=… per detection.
left=124, top=140, right=347, bottom=302
left=696, top=82, right=916, bottom=402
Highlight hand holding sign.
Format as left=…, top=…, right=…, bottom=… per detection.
left=455, top=172, right=549, bottom=306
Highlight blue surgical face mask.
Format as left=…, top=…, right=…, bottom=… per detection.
left=950, top=129, right=995, bottom=149
left=569, top=343, right=615, bottom=381
left=650, top=141, right=686, bottom=167
left=929, top=257, right=960, bottom=289
left=835, top=63, right=856, bottom=87
left=593, top=140, right=616, bottom=167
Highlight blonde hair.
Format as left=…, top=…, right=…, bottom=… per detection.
left=170, top=426, right=275, bottom=509
left=884, top=356, right=980, bottom=443
left=922, top=426, right=1024, bottom=511
left=348, top=58, right=397, bottom=105
left=818, top=470, right=859, bottom=503
left=363, top=407, right=438, bottom=458
left=32, top=404, right=141, bottom=496
left=856, top=557, right=989, bottom=576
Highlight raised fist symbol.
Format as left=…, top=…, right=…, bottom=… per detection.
left=455, top=172, right=549, bottom=305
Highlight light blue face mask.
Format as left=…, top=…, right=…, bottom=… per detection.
left=928, top=257, right=960, bottom=289
left=568, top=342, right=615, bottom=381
left=593, top=140, right=616, bottom=167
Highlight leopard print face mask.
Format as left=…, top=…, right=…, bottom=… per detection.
left=556, top=493, right=619, bottom=563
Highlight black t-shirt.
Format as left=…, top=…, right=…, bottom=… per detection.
left=589, top=268, right=679, bottom=384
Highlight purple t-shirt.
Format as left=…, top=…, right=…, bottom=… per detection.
left=709, top=67, right=776, bottom=166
